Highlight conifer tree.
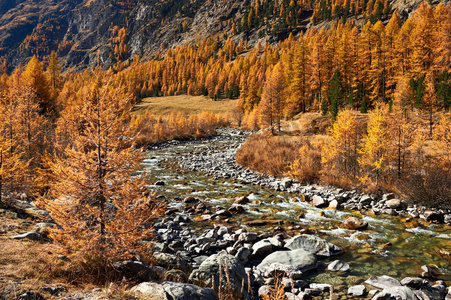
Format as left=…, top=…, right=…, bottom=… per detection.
left=39, top=71, right=164, bottom=262
left=259, top=63, right=285, bottom=133
left=358, top=105, right=391, bottom=185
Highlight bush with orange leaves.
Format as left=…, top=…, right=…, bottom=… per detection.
left=131, top=111, right=230, bottom=146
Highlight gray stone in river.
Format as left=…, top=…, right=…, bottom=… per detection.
left=372, top=286, right=416, bottom=300
left=235, top=247, right=251, bottom=264
left=311, top=195, right=328, bottom=208
left=400, top=277, right=427, bottom=290
left=365, top=275, right=402, bottom=290
left=189, top=252, right=248, bottom=299
left=327, top=260, right=350, bottom=272
left=285, top=234, right=344, bottom=257
left=348, top=285, right=367, bottom=297
left=385, top=199, right=406, bottom=209
left=342, top=216, right=368, bottom=230
left=252, top=237, right=283, bottom=259
left=256, top=249, right=317, bottom=279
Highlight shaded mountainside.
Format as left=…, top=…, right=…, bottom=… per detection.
left=0, top=0, right=443, bottom=71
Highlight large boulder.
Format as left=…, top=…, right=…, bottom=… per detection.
left=285, top=234, right=344, bottom=257
left=131, top=282, right=168, bottom=300
left=12, top=232, right=43, bottom=241
left=189, top=253, right=248, bottom=299
left=342, top=216, right=369, bottom=230
left=256, top=249, right=318, bottom=279
left=112, top=260, right=159, bottom=282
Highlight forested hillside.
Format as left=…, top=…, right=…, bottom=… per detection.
left=0, top=0, right=437, bottom=71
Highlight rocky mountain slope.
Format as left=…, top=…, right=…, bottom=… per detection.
left=0, top=0, right=442, bottom=72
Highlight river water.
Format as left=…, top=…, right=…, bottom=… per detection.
left=141, top=132, right=451, bottom=287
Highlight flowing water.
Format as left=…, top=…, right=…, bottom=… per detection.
left=140, top=133, right=451, bottom=287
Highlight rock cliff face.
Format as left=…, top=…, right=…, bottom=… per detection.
left=0, top=0, right=443, bottom=71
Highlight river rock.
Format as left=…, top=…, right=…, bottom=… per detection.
left=235, top=247, right=251, bottom=264
left=423, top=211, right=444, bottom=223
left=311, top=195, right=328, bottom=208
left=238, top=232, right=258, bottom=243
left=360, top=195, right=373, bottom=205
left=328, top=200, right=339, bottom=209
left=372, top=286, right=416, bottom=300
left=252, top=237, right=283, bottom=259
left=400, top=277, right=427, bottom=290
left=183, top=196, right=197, bottom=203
left=421, top=265, right=442, bottom=279
left=12, top=232, right=43, bottom=241
left=112, top=260, right=159, bottom=282
left=386, top=199, right=406, bottom=209
left=256, top=249, right=317, bottom=279
left=415, top=281, right=447, bottom=300
left=365, top=275, right=402, bottom=290
left=162, top=282, right=219, bottom=300
left=348, top=285, right=366, bottom=297
left=18, top=291, right=45, bottom=300
left=189, top=253, right=248, bottom=299
left=327, top=260, right=350, bottom=272
left=342, top=216, right=368, bottom=230
left=285, top=234, right=344, bottom=257
left=131, top=282, right=168, bottom=300
left=235, top=196, right=249, bottom=205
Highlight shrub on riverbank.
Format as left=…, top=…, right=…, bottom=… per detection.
left=131, top=111, right=230, bottom=146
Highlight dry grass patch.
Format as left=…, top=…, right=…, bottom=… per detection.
left=133, top=95, right=238, bottom=116
left=236, top=133, right=300, bottom=177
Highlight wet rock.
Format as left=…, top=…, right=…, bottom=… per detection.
left=365, top=275, right=402, bottom=290
left=342, top=216, right=368, bottom=230
left=228, top=205, right=245, bottom=214
left=256, top=249, right=318, bottom=279
left=12, top=232, right=43, bottom=241
left=155, top=181, right=166, bottom=186
left=183, top=196, right=197, bottom=204
left=348, top=285, right=366, bottom=297
left=189, top=253, right=248, bottom=299
left=328, top=200, right=339, bottom=209
left=235, top=196, right=249, bottom=205
left=285, top=234, right=344, bottom=257
left=382, top=193, right=396, bottom=201
left=327, top=260, right=350, bottom=272
left=400, top=277, right=427, bottom=290
left=310, top=283, right=331, bottom=291
left=312, top=195, right=328, bottom=208
left=444, top=214, right=451, bottom=225
left=421, top=265, right=442, bottom=279
left=424, top=211, right=444, bottom=223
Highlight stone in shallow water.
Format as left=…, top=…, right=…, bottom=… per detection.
left=285, top=234, right=344, bottom=257
left=257, top=249, right=317, bottom=279
left=311, top=195, right=328, bottom=208
left=342, top=216, right=368, bottom=230
left=400, top=277, right=427, bottom=290
left=365, top=275, right=401, bottom=290
left=348, top=285, right=366, bottom=297
left=373, top=286, right=416, bottom=300
left=327, top=260, right=350, bottom=272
